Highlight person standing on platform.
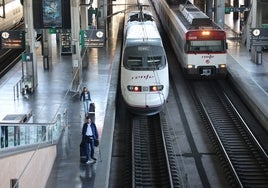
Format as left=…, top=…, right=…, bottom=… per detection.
left=82, top=116, right=99, bottom=164
left=80, top=87, right=92, bottom=115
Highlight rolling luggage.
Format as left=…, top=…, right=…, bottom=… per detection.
left=87, top=103, right=95, bottom=121
left=89, top=103, right=95, bottom=114
left=80, top=141, right=87, bottom=163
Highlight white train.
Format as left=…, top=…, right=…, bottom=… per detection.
left=0, top=0, right=23, bottom=30
left=152, top=0, right=228, bottom=78
left=120, top=7, right=169, bottom=115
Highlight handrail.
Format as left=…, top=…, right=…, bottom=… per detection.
left=13, top=79, right=22, bottom=101
left=0, top=110, right=67, bottom=188
left=0, top=111, right=67, bottom=152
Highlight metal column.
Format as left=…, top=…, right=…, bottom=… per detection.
left=42, top=29, right=52, bottom=70
left=23, top=0, right=38, bottom=91
left=71, top=0, right=82, bottom=92
left=81, top=0, right=89, bottom=29
left=97, top=0, right=107, bottom=34
left=214, top=0, right=225, bottom=29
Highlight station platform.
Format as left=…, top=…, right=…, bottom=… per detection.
left=0, top=13, right=268, bottom=188
left=225, top=17, right=268, bottom=130
left=0, top=17, right=121, bottom=188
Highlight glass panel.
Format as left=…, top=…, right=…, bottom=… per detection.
left=123, top=46, right=166, bottom=70
left=147, top=56, right=162, bottom=67
left=188, top=40, right=224, bottom=52
left=0, top=114, right=64, bottom=150
left=127, top=57, right=143, bottom=68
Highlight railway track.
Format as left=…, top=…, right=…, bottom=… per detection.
left=131, top=114, right=181, bottom=187
left=0, top=49, right=24, bottom=78
left=112, top=107, right=182, bottom=187
left=191, top=80, right=268, bottom=187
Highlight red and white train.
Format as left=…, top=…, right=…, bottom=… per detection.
left=152, top=0, right=228, bottom=78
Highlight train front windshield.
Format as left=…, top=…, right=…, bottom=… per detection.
left=186, top=40, right=226, bottom=53
left=123, top=45, right=166, bottom=70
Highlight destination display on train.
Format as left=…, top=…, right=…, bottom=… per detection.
left=0, top=30, right=25, bottom=49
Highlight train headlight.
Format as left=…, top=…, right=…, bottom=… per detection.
left=202, top=31, right=210, bottom=36
left=219, top=64, right=226, bottom=69
left=187, top=64, right=194, bottom=69
left=127, top=85, right=163, bottom=92
left=127, top=85, right=141, bottom=92
left=150, top=85, right=164, bottom=91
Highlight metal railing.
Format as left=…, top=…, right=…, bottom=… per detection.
left=0, top=111, right=67, bottom=151
left=13, top=79, right=22, bottom=101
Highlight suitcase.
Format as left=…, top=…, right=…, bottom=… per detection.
left=87, top=103, right=95, bottom=121
left=80, top=141, right=87, bottom=163
left=88, top=103, right=95, bottom=114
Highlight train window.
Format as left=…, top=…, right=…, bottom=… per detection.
left=143, top=13, right=154, bottom=21
left=187, top=40, right=225, bottom=52
left=124, top=56, right=164, bottom=70
left=126, top=57, right=142, bottom=68
left=124, top=46, right=166, bottom=70
left=129, top=13, right=154, bottom=22
left=129, top=14, right=139, bottom=22
left=147, top=56, right=162, bottom=68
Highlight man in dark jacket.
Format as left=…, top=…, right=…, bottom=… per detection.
left=82, top=116, right=99, bottom=164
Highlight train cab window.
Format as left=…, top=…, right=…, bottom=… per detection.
left=187, top=40, right=225, bottom=53
left=129, top=14, right=139, bottom=22
left=129, top=13, right=154, bottom=22
left=147, top=56, right=163, bottom=69
left=126, top=57, right=143, bottom=69
left=143, top=13, right=154, bottom=21
left=124, top=46, right=166, bottom=70
left=125, top=56, right=165, bottom=70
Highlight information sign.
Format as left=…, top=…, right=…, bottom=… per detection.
left=250, top=28, right=268, bottom=46
left=0, top=30, right=25, bottom=49
left=80, top=29, right=105, bottom=48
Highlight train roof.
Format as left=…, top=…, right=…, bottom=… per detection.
left=125, top=23, right=161, bottom=42
left=171, top=3, right=221, bottom=30
left=124, top=10, right=162, bottom=45
left=126, top=10, right=154, bottom=22
left=179, top=4, right=212, bottom=27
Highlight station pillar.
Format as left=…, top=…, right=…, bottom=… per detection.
left=206, top=0, right=213, bottom=19
left=97, top=0, right=107, bottom=36
left=71, top=0, right=82, bottom=92
left=42, top=29, right=52, bottom=70
left=233, top=0, right=239, bottom=20
left=214, top=0, right=225, bottom=29
left=80, top=0, right=90, bottom=68
left=21, top=53, right=34, bottom=94
left=23, top=0, right=38, bottom=92
left=80, top=0, right=89, bottom=30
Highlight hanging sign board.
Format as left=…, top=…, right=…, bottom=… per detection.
left=80, top=29, right=105, bottom=48
left=0, top=30, right=25, bottom=49
left=250, top=28, right=268, bottom=46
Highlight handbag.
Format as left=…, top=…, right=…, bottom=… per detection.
left=94, top=139, right=99, bottom=147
